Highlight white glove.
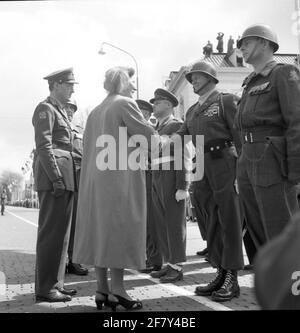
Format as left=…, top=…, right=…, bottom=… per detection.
left=234, top=179, right=239, bottom=194
left=175, top=189, right=189, bottom=202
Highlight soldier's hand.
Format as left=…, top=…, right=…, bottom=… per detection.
left=228, top=146, right=238, bottom=158
left=52, top=178, right=66, bottom=197
left=175, top=189, right=189, bottom=202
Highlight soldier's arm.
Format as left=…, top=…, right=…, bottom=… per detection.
left=223, top=94, right=242, bottom=154
left=120, top=98, right=156, bottom=145
left=32, top=104, right=62, bottom=182
left=171, top=122, right=190, bottom=191
left=276, top=65, right=300, bottom=183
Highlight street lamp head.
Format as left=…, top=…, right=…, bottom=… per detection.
left=98, top=46, right=106, bottom=55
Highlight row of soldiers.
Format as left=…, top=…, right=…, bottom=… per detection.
left=127, top=23, right=300, bottom=305
left=32, top=23, right=300, bottom=307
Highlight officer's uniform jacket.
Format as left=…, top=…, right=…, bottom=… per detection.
left=178, top=90, right=241, bottom=156
left=32, top=96, right=76, bottom=191
left=177, top=91, right=244, bottom=269
left=234, top=61, right=300, bottom=183
left=152, top=115, right=190, bottom=190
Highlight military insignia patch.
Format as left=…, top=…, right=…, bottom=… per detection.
left=289, top=69, right=300, bottom=81
left=204, top=104, right=219, bottom=117
left=39, top=111, right=47, bottom=119
left=248, top=82, right=270, bottom=95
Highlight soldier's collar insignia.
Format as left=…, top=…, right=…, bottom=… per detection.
left=242, top=72, right=256, bottom=87
left=259, top=61, right=277, bottom=77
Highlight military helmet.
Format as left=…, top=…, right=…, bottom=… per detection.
left=185, top=61, right=219, bottom=84
left=66, top=99, right=77, bottom=112
left=237, top=24, right=279, bottom=52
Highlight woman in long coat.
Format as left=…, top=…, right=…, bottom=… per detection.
left=73, top=66, right=159, bottom=310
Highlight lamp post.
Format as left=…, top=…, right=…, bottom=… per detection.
left=295, top=0, right=300, bottom=65
left=98, top=42, right=139, bottom=99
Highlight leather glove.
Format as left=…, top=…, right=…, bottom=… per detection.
left=52, top=178, right=66, bottom=197
left=175, top=189, right=189, bottom=202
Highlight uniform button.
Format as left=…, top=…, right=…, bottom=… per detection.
left=216, top=146, right=220, bottom=150
left=210, top=147, right=214, bottom=151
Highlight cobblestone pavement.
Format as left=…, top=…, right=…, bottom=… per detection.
left=0, top=206, right=260, bottom=313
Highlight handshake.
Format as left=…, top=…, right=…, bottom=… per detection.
left=51, top=178, right=66, bottom=197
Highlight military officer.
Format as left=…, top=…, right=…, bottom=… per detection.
left=149, top=88, right=191, bottom=283
left=136, top=99, right=163, bottom=274
left=64, top=99, right=89, bottom=276
left=175, top=61, right=244, bottom=302
left=235, top=24, right=300, bottom=250
left=32, top=68, right=78, bottom=302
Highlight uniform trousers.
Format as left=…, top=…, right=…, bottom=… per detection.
left=200, top=150, right=244, bottom=270
left=68, top=168, right=80, bottom=261
left=35, top=190, right=74, bottom=296
left=67, top=191, right=78, bottom=261
left=237, top=142, right=299, bottom=247
left=190, top=181, right=209, bottom=241
left=152, top=170, right=186, bottom=265
left=145, top=171, right=162, bottom=266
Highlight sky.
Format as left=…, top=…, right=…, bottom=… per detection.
left=0, top=0, right=299, bottom=176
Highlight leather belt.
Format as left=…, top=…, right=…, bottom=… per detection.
left=204, top=139, right=232, bottom=154
left=242, top=128, right=284, bottom=144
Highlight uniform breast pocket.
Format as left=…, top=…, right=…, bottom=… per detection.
left=247, top=84, right=273, bottom=112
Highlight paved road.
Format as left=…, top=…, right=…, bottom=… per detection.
left=0, top=206, right=259, bottom=313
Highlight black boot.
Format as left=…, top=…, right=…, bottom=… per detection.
left=66, top=262, right=88, bottom=276
left=211, top=270, right=240, bottom=302
left=195, top=267, right=226, bottom=296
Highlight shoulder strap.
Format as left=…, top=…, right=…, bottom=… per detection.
left=218, top=93, right=226, bottom=121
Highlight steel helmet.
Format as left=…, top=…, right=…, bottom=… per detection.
left=237, top=24, right=279, bottom=52
left=185, top=61, right=219, bottom=84
left=66, top=99, right=77, bottom=112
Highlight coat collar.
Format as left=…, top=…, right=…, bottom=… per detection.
left=198, top=88, right=217, bottom=105
left=242, top=60, right=278, bottom=87
left=196, top=90, right=220, bottom=114
left=156, top=114, right=175, bottom=131
left=47, top=96, right=73, bottom=127
left=47, top=95, right=65, bottom=110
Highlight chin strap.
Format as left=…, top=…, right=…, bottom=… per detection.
left=244, top=39, right=259, bottom=64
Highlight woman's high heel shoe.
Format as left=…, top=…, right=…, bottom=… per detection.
left=95, top=292, right=108, bottom=310
left=106, top=295, right=119, bottom=312
left=113, top=294, right=143, bottom=310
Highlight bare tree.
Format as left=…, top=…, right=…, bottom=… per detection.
left=0, top=169, right=23, bottom=201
